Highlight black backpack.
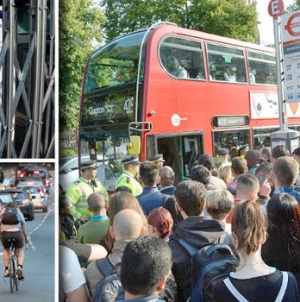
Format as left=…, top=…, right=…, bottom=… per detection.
left=1, top=207, right=19, bottom=225
left=93, top=258, right=124, bottom=302
left=177, top=238, right=238, bottom=302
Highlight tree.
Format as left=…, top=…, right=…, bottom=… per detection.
left=101, top=0, right=259, bottom=43
left=286, top=0, right=300, bottom=12
left=59, top=0, right=106, bottom=131
left=188, top=0, right=258, bottom=43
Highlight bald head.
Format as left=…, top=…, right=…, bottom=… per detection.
left=87, top=192, right=106, bottom=212
left=112, top=209, right=144, bottom=241
left=159, top=165, right=175, bottom=187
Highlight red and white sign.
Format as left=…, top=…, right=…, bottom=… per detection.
left=282, top=11, right=300, bottom=42
left=268, top=0, right=284, bottom=19
left=281, top=10, right=300, bottom=103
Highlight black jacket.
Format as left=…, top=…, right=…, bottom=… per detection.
left=169, top=216, right=226, bottom=302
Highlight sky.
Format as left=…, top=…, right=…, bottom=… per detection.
left=257, top=0, right=295, bottom=45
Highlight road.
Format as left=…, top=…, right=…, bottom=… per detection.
left=0, top=164, right=55, bottom=301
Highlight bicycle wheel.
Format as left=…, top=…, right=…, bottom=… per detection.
left=14, top=260, right=19, bottom=292
left=14, top=271, right=19, bottom=291
left=9, top=257, right=15, bottom=293
left=14, top=250, right=19, bottom=291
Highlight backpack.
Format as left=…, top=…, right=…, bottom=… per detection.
left=177, top=238, right=239, bottom=302
left=1, top=207, right=19, bottom=225
left=223, top=271, right=288, bottom=302
left=93, top=258, right=124, bottom=302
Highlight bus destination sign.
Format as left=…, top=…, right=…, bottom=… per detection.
left=212, top=116, right=250, bottom=128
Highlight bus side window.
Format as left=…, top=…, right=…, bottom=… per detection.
left=248, top=51, right=277, bottom=85
left=207, top=43, right=245, bottom=83
left=159, top=36, right=205, bottom=80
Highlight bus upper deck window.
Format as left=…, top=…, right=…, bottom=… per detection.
left=248, top=51, right=276, bottom=85
left=159, top=35, right=205, bottom=80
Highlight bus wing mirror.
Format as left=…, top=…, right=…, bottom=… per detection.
left=127, top=136, right=140, bottom=155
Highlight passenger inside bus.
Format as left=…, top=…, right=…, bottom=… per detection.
left=195, top=67, right=205, bottom=80
left=223, top=66, right=236, bottom=82
left=165, top=56, right=189, bottom=79
left=256, top=70, right=268, bottom=84
left=249, top=68, right=256, bottom=84
left=237, top=68, right=247, bottom=83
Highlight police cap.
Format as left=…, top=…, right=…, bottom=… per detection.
left=80, top=160, right=98, bottom=170
left=148, top=154, right=165, bottom=163
left=198, top=154, right=214, bottom=166
left=217, top=148, right=229, bottom=156
left=121, top=155, right=140, bottom=165
left=239, top=144, right=249, bottom=153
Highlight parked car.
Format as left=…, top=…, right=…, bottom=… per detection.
left=16, top=165, right=52, bottom=188
left=17, top=180, right=48, bottom=212
left=59, top=155, right=117, bottom=194
left=0, top=189, right=35, bottom=220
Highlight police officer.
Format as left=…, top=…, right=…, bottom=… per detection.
left=148, top=154, right=165, bottom=169
left=216, top=148, right=231, bottom=170
left=65, top=160, right=109, bottom=223
left=115, top=155, right=143, bottom=196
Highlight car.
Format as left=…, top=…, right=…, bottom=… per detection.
left=59, top=155, right=117, bottom=194
left=16, top=165, right=52, bottom=188
left=0, top=189, right=35, bottom=221
left=17, top=180, right=48, bottom=212
left=16, top=163, right=35, bottom=179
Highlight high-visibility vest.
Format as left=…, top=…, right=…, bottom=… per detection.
left=65, top=178, right=109, bottom=220
left=115, top=171, right=142, bottom=196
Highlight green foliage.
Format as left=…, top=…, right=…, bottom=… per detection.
left=101, top=0, right=259, bottom=43
left=59, top=0, right=106, bottom=131
left=59, top=148, right=78, bottom=159
left=190, top=0, right=258, bottom=43
left=285, top=0, right=300, bottom=12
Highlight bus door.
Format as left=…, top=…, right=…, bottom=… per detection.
left=147, top=132, right=204, bottom=185
left=212, top=128, right=250, bottom=161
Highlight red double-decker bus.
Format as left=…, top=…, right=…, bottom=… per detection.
left=79, top=22, right=300, bottom=186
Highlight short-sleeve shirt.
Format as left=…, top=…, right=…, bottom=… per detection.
left=59, top=245, right=86, bottom=300
left=0, top=208, right=25, bottom=232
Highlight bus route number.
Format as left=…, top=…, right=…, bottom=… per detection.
left=124, top=97, right=134, bottom=114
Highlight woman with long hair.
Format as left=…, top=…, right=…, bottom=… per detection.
left=262, top=193, right=300, bottom=289
left=211, top=200, right=300, bottom=301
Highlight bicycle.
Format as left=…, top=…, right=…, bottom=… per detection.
left=7, top=238, right=19, bottom=293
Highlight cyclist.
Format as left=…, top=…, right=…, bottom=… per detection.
left=0, top=202, right=29, bottom=279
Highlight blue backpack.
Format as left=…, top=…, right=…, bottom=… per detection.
left=93, top=258, right=124, bottom=302
left=177, top=239, right=238, bottom=302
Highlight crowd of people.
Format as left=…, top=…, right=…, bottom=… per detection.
left=59, top=145, right=300, bottom=302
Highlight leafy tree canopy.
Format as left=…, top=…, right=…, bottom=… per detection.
left=286, top=0, right=300, bottom=12
left=59, top=0, right=105, bottom=131
left=102, top=0, right=259, bottom=43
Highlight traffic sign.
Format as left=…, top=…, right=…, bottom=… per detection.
left=268, top=0, right=284, bottom=19
left=282, top=10, right=300, bottom=103
left=284, top=12, right=300, bottom=37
